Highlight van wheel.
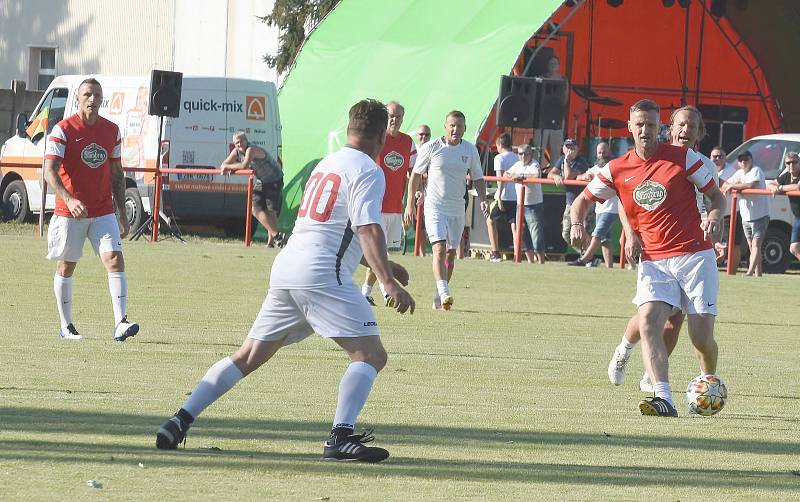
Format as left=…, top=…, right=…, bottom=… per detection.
left=762, top=227, right=790, bottom=274
left=124, top=187, right=145, bottom=231
left=2, top=180, right=31, bottom=223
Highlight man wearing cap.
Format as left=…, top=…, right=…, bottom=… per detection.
left=721, top=150, right=770, bottom=277
left=548, top=138, right=590, bottom=247
left=769, top=151, right=800, bottom=262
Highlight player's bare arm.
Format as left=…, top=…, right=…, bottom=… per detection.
left=568, top=193, right=593, bottom=250
left=357, top=223, right=415, bottom=314
left=701, top=184, right=726, bottom=242
left=43, top=158, right=87, bottom=218
left=404, top=172, right=422, bottom=227
left=548, top=165, right=564, bottom=187
left=110, top=159, right=130, bottom=237
left=616, top=202, right=642, bottom=263
left=220, top=149, right=247, bottom=174
left=473, top=178, right=490, bottom=218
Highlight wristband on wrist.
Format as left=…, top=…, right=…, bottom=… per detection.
left=571, top=223, right=583, bottom=227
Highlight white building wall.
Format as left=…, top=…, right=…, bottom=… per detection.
left=0, top=0, right=279, bottom=89
left=0, top=0, right=174, bottom=87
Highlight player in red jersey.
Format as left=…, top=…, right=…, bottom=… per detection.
left=570, top=99, right=726, bottom=417
left=361, top=101, right=416, bottom=305
left=43, top=78, right=139, bottom=342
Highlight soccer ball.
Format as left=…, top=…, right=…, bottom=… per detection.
left=685, top=374, right=728, bottom=416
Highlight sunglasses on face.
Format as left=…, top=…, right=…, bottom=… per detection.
left=786, top=160, right=798, bottom=165
left=711, top=155, right=724, bottom=159
left=417, top=132, right=430, bottom=137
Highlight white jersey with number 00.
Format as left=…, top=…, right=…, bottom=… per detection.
left=413, top=137, right=484, bottom=216
left=269, top=147, right=385, bottom=289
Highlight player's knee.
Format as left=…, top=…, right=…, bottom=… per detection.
left=56, top=261, right=77, bottom=277
left=357, top=347, right=387, bottom=372
left=102, top=252, right=125, bottom=272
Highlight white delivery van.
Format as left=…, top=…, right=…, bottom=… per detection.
left=0, top=75, right=281, bottom=232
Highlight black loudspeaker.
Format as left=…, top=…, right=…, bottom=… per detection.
left=497, top=75, right=537, bottom=128
left=149, top=70, right=183, bottom=117
left=534, top=78, right=566, bottom=130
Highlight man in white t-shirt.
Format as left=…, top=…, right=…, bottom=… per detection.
left=721, top=149, right=770, bottom=277
left=711, top=147, right=743, bottom=267
left=505, top=144, right=545, bottom=264
left=156, top=99, right=415, bottom=463
left=404, top=110, right=489, bottom=310
left=572, top=141, right=619, bottom=268
left=487, top=133, right=520, bottom=262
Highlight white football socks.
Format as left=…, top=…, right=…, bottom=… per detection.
left=108, top=272, right=127, bottom=325
left=182, top=357, right=244, bottom=419
left=621, top=335, right=636, bottom=352
left=332, top=361, right=378, bottom=430
left=54, top=274, right=73, bottom=329
left=436, top=280, right=449, bottom=298
left=361, top=283, right=373, bottom=297
left=653, top=381, right=674, bottom=406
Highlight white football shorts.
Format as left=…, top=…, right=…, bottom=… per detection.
left=381, top=212, right=404, bottom=250
left=632, top=248, right=719, bottom=316
left=46, top=213, right=123, bottom=262
left=424, top=209, right=464, bottom=251
left=247, top=283, right=380, bottom=346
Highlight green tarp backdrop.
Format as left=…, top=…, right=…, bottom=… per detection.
left=277, top=0, right=563, bottom=230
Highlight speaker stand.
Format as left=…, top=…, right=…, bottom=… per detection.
left=130, top=209, right=186, bottom=244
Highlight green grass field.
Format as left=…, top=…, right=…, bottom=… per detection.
left=1, top=223, right=798, bottom=501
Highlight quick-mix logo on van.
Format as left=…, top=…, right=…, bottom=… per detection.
left=632, top=180, right=667, bottom=211
left=81, top=143, right=108, bottom=168
left=245, top=96, right=266, bottom=120
left=181, top=95, right=267, bottom=121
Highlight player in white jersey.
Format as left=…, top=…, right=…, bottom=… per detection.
left=404, top=110, right=489, bottom=310
left=607, top=105, right=721, bottom=392
left=156, top=100, right=415, bottom=462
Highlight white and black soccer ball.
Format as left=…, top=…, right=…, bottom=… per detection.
left=685, top=374, right=728, bottom=416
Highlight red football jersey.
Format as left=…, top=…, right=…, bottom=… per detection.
left=45, top=114, right=121, bottom=218
left=583, top=143, right=716, bottom=261
left=376, top=131, right=416, bottom=213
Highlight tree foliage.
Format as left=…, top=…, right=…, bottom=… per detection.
left=260, top=0, right=340, bottom=75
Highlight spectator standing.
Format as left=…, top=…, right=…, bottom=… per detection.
left=548, top=138, right=590, bottom=247
left=721, top=150, right=769, bottom=276
left=487, top=133, right=522, bottom=262
left=570, top=141, right=618, bottom=267
left=769, top=151, right=800, bottom=262
left=220, top=132, right=284, bottom=247
left=711, top=147, right=743, bottom=267
left=505, top=144, right=546, bottom=264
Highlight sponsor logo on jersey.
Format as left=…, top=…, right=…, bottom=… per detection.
left=81, top=143, right=108, bottom=168
left=461, top=156, right=468, bottom=163
left=383, top=151, right=404, bottom=171
left=245, top=95, right=266, bottom=121
left=633, top=180, right=667, bottom=211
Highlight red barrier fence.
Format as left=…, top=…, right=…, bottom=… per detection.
left=466, top=176, right=800, bottom=273
left=30, top=165, right=257, bottom=246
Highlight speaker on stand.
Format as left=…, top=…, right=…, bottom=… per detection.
left=131, top=70, right=186, bottom=242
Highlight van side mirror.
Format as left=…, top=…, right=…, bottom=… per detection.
left=16, top=113, right=28, bottom=138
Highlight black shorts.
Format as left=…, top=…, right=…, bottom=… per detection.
left=723, top=214, right=745, bottom=245
left=490, top=200, right=517, bottom=224
left=252, top=180, right=283, bottom=215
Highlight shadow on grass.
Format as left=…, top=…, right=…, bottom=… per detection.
left=1, top=406, right=799, bottom=486
left=1, top=436, right=798, bottom=490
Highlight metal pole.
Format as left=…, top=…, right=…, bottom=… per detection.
left=726, top=192, right=738, bottom=275
left=244, top=174, right=253, bottom=246
left=514, top=183, right=526, bottom=263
